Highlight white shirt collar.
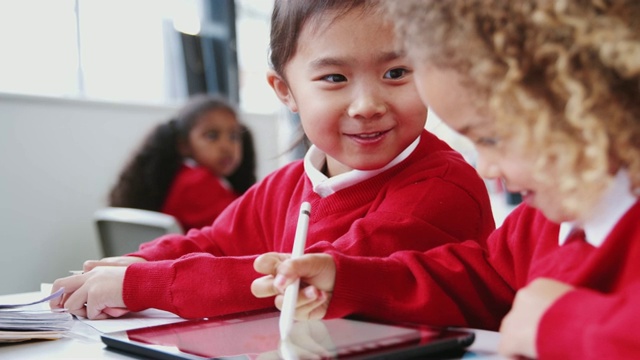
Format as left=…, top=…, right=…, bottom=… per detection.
left=559, top=169, right=637, bottom=247
left=304, top=136, right=421, bottom=198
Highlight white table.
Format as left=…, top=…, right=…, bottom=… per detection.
left=0, top=291, right=506, bottom=359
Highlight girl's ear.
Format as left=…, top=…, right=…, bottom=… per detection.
left=267, top=70, right=298, bottom=113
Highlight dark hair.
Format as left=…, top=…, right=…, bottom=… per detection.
left=269, top=0, right=374, bottom=77
left=109, top=94, right=257, bottom=211
left=227, top=124, right=257, bottom=193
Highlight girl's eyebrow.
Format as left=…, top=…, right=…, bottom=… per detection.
left=309, top=50, right=405, bottom=69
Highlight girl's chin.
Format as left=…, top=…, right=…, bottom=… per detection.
left=537, top=204, right=580, bottom=223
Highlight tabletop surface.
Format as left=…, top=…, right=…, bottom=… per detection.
left=0, top=290, right=506, bottom=359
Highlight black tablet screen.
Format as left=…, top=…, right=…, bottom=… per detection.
left=103, top=310, right=474, bottom=359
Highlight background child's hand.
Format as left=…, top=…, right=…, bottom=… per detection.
left=498, top=278, right=574, bottom=359
left=49, top=266, right=129, bottom=319
left=252, top=252, right=336, bottom=320
left=83, top=256, right=147, bottom=272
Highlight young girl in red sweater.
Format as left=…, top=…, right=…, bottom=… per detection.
left=50, top=0, right=494, bottom=321
left=252, top=1, right=640, bottom=358
left=109, top=94, right=257, bottom=231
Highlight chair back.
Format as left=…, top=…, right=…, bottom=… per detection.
left=94, top=207, right=183, bottom=257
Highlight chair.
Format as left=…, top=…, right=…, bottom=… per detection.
left=94, top=207, right=184, bottom=257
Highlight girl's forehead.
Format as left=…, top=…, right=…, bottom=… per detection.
left=304, top=6, right=375, bottom=35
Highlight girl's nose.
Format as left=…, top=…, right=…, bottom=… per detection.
left=347, top=89, right=387, bottom=119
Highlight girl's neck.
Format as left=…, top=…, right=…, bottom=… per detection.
left=325, top=156, right=352, bottom=178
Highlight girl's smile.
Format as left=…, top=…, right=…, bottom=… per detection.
left=345, top=128, right=392, bottom=144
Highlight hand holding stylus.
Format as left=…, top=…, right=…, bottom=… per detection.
left=251, top=251, right=337, bottom=324
left=279, top=202, right=311, bottom=340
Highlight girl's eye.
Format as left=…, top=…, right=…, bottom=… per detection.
left=205, top=131, right=221, bottom=141
left=476, top=137, right=500, bottom=147
left=384, top=67, right=408, bottom=80
left=321, top=74, right=347, bottom=83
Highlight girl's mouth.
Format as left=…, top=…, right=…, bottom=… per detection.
left=347, top=129, right=390, bottom=144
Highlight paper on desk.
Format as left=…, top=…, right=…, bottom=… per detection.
left=38, top=283, right=185, bottom=333
left=77, top=308, right=185, bottom=333
left=0, top=287, right=73, bottom=343
left=0, top=287, right=64, bottom=309
left=0, top=309, right=73, bottom=331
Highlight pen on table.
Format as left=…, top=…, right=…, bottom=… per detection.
left=279, top=201, right=311, bottom=340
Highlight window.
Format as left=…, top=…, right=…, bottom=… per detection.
left=0, top=0, right=277, bottom=113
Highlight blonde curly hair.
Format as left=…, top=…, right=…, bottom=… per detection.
left=384, top=0, right=640, bottom=215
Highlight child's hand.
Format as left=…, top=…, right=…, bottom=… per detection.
left=498, top=278, right=574, bottom=359
left=83, top=256, right=147, bottom=272
left=49, top=266, right=130, bottom=319
left=252, top=252, right=336, bottom=320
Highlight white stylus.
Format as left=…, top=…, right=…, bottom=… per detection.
left=279, top=201, right=311, bottom=340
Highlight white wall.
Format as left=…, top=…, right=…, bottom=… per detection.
left=0, top=93, right=281, bottom=295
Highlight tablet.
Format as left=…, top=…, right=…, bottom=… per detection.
left=101, top=309, right=475, bottom=360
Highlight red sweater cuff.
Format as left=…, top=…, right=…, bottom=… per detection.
left=325, top=252, right=397, bottom=320
left=123, top=260, right=177, bottom=313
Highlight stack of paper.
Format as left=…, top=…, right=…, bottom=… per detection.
left=0, top=288, right=73, bottom=343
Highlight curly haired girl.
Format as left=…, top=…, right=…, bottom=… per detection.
left=252, top=1, right=640, bottom=358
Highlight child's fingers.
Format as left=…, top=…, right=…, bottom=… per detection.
left=62, top=284, right=90, bottom=317
left=102, top=307, right=130, bottom=317
left=83, top=256, right=144, bottom=272
left=251, top=275, right=278, bottom=298
left=49, top=274, right=89, bottom=309
left=276, top=254, right=337, bottom=293
left=296, top=287, right=329, bottom=321
left=253, top=252, right=291, bottom=275
left=273, top=285, right=327, bottom=320
left=68, top=306, right=88, bottom=319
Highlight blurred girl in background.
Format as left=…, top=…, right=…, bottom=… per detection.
left=109, top=94, right=256, bottom=231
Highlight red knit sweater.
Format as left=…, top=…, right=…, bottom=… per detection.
left=162, top=165, right=239, bottom=231
left=327, top=200, right=640, bottom=359
left=123, top=130, right=495, bottom=320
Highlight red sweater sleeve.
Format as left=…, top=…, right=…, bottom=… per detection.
left=325, top=240, right=513, bottom=330
left=123, top=253, right=274, bottom=318
left=122, top=130, right=496, bottom=320
left=323, top=205, right=539, bottom=329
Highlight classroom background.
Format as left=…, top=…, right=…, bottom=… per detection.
left=0, top=0, right=514, bottom=295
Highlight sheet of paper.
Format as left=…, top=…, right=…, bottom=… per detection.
left=40, top=282, right=184, bottom=333
left=0, top=288, right=64, bottom=309
left=78, top=308, right=185, bottom=333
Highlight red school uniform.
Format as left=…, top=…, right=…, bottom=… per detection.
left=162, top=164, right=239, bottom=231
left=123, top=129, right=495, bottom=320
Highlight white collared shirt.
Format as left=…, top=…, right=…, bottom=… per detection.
left=559, top=169, right=637, bottom=247
left=303, top=136, right=421, bottom=198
